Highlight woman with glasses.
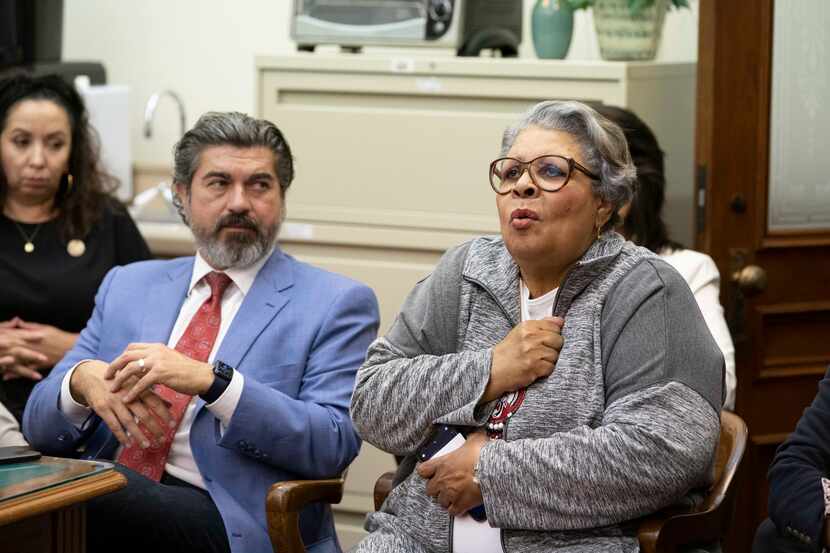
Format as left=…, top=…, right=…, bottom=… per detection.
left=351, top=100, right=724, bottom=553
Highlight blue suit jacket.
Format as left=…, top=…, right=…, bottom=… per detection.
left=767, top=367, right=830, bottom=552
left=23, top=249, right=379, bottom=553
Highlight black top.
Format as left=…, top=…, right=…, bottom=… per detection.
left=767, top=366, right=830, bottom=552
left=0, top=203, right=151, bottom=421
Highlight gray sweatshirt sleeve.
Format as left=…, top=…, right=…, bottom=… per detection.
left=477, top=258, right=723, bottom=530
left=350, top=242, right=496, bottom=455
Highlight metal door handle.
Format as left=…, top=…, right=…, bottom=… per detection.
left=731, top=265, right=767, bottom=296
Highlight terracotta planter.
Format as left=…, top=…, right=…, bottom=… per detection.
left=592, top=0, right=668, bottom=61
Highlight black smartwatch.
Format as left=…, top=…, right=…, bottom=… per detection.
left=200, top=360, right=234, bottom=404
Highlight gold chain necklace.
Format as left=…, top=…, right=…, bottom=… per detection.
left=12, top=221, right=43, bottom=253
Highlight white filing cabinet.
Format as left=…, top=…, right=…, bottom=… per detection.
left=255, top=53, right=695, bottom=548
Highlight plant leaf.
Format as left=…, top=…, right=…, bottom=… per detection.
left=628, top=0, right=650, bottom=16
left=566, top=0, right=689, bottom=10
left=565, top=0, right=593, bottom=9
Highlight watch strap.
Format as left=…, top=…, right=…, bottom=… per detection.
left=200, top=361, right=234, bottom=404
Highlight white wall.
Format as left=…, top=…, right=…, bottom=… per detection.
left=63, top=1, right=296, bottom=167
left=63, top=0, right=698, bottom=167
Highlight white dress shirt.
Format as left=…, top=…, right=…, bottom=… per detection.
left=59, top=250, right=271, bottom=488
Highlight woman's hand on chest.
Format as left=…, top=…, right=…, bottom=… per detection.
left=482, top=316, right=564, bottom=403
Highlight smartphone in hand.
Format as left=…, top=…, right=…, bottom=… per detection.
left=418, top=425, right=465, bottom=462
left=417, top=425, right=487, bottom=521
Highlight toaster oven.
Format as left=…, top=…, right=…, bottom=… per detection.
left=291, top=0, right=522, bottom=57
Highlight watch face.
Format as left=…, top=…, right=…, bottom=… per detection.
left=214, top=361, right=234, bottom=380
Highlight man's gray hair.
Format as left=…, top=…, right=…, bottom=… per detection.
left=171, top=111, right=294, bottom=225
left=501, top=100, right=636, bottom=229
left=173, top=111, right=294, bottom=192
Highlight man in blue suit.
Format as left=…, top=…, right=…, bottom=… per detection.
left=23, top=112, right=380, bottom=553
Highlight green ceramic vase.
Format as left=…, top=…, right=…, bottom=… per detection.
left=532, top=0, right=575, bottom=59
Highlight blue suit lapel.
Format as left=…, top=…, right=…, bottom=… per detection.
left=87, top=260, right=191, bottom=459
left=216, top=250, right=294, bottom=369
left=140, top=261, right=192, bottom=344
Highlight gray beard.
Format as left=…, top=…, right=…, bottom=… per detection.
left=192, top=220, right=279, bottom=270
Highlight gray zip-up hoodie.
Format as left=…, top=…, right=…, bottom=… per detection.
left=351, top=233, right=723, bottom=553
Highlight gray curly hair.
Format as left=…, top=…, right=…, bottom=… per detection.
left=501, top=100, right=636, bottom=230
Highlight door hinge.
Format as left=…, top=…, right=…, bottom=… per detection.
left=696, top=164, right=708, bottom=235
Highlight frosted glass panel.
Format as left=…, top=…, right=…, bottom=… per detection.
left=768, top=0, right=830, bottom=231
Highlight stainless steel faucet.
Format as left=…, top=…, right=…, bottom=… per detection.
left=143, top=90, right=187, bottom=138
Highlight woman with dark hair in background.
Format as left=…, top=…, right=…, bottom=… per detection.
left=0, top=73, right=150, bottom=422
left=595, top=104, right=736, bottom=411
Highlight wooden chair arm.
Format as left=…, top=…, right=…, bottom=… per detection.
left=374, top=471, right=395, bottom=511
left=266, top=476, right=345, bottom=553
left=637, top=489, right=738, bottom=553
left=639, top=411, right=748, bottom=552
left=638, top=507, right=726, bottom=553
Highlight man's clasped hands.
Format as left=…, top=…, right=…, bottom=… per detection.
left=68, top=343, right=216, bottom=449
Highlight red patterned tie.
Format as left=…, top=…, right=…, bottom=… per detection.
left=117, top=271, right=233, bottom=480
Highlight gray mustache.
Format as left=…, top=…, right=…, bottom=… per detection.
left=215, top=214, right=258, bottom=233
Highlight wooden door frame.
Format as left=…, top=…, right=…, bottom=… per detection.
left=697, top=2, right=830, bottom=550
left=696, top=0, right=772, bottom=258
left=698, top=0, right=830, bottom=256
left=696, top=2, right=774, bottom=551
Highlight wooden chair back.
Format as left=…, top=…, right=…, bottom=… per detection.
left=637, top=410, right=748, bottom=552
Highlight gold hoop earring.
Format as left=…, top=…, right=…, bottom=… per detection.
left=66, top=174, right=74, bottom=193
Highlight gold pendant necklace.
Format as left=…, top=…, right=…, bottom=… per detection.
left=13, top=222, right=43, bottom=253
left=67, top=239, right=86, bottom=257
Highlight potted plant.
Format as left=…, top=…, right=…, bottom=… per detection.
left=567, top=0, right=690, bottom=61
